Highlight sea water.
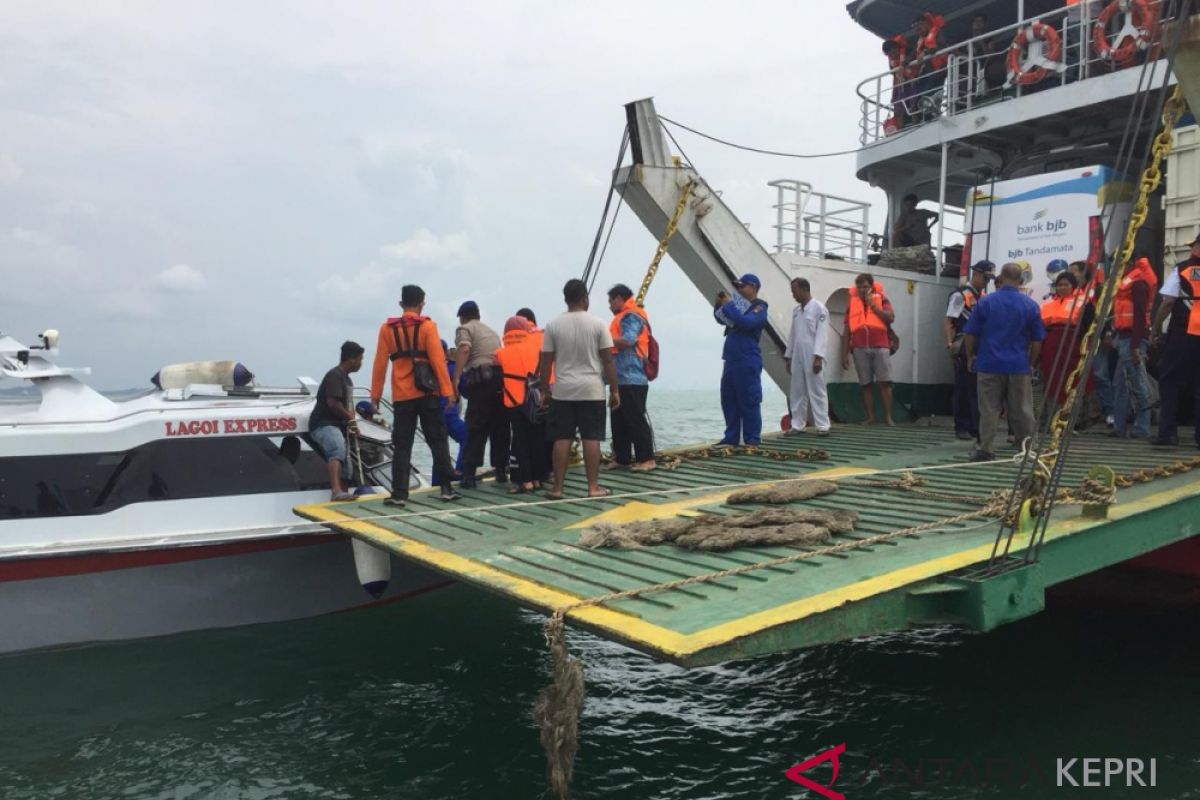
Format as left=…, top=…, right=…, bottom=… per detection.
left=1, top=389, right=1196, bottom=799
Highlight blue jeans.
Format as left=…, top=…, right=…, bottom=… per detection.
left=719, top=360, right=763, bottom=445
left=1113, top=337, right=1151, bottom=438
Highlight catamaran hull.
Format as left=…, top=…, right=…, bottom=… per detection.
left=0, top=535, right=448, bottom=655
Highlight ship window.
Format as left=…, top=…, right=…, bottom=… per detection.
left=0, top=435, right=330, bottom=521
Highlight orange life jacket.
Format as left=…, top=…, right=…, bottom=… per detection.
left=494, top=328, right=543, bottom=409
left=1112, top=257, right=1158, bottom=331
left=848, top=281, right=889, bottom=333
left=1179, top=261, right=1200, bottom=336
left=1041, top=293, right=1084, bottom=327
left=609, top=298, right=651, bottom=360
left=915, top=13, right=948, bottom=70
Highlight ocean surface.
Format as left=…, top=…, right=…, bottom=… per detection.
left=1, top=389, right=1197, bottom=800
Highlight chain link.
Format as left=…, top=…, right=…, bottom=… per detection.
left=1044, top=86, right=1186, bottom=457
left=636, top=179, right=695, bottom=307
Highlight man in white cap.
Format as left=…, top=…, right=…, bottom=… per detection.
left=784, top=277, right=830, bottom=436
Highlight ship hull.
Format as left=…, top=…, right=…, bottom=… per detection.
left=0, top=535, right=448, bottom=655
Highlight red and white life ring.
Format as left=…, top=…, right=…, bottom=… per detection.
left=1093, top=0, right=1160, bottom=68
left=1005, top=20, right=1064, bottom=87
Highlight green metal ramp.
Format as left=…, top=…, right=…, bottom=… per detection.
left=296, top=426, right=1200, bottom=666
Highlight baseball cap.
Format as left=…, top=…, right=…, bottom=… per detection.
left=733, top=273, right=762, bottom=289
left=456, top=300, right=479, bottom=316
left=970, top=260, right=995, bottom=275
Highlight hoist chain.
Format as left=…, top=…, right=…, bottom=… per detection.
left=636, top=179, right=695, bottom=307
left=1044, top=86, right=1186, bottom=455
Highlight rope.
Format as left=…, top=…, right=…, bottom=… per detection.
left=659, top=114, right=923, bottom=159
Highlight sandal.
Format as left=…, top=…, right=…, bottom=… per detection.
left=543, top=490, right=565, bottom=501
left=587, top=487, right=612, bottom=498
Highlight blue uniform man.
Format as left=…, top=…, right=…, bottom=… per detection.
left=713, top=273, right=769, bottom=446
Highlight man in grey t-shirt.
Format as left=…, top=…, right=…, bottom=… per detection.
left=539, top=278, right=620, bottom=500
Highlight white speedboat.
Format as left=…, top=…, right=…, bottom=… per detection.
left=0, top=329, right=442, bottom=655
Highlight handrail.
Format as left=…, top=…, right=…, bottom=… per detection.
left=854, top=1, right=1170, bottom=145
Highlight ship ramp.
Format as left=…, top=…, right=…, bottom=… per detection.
left=296, top=426, right=1200, bottom=667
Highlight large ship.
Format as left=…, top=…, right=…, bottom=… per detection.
left=618, top=0, right=1184, bottom=423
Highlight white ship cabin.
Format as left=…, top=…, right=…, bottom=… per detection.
left=846, top=0, right=1179, bottom=255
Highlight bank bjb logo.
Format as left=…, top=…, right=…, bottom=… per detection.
left=785, top=743, right=846, bottom=800
left=1018, top=208, right=1067, bottom=235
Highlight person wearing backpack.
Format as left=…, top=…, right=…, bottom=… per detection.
left=606, top=284, right=656, bottom=472
left=494, top=315, right=548, bottom=493
left=369, top=284, right=462, bottom=505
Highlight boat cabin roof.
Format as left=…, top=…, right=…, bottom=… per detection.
left=845, top=0, right=1062, bottom=41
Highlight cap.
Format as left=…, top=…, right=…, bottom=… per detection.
left=456, top=300, right=479, bottom=317
left=355, top=400, right=374, bottom=417
left=733, top=273, right=762, bottom=289
left=969, top=259, right=995, bottom=275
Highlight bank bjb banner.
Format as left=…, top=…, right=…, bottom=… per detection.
left=963, top=166, right=1132, bottom=300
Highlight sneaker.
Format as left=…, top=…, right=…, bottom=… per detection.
left=955, top=430, right=974, bottom=441
left=969, top=450, right=995, bottom=462
left=784, top=428, right=805, bottom=436
left=494, top=468, right=508, bottom=484
left=816, top=429, right=831, bottom=437
left=711, top=442, right=735, bottom=450
left=1106, top=415, right=1115, bottom=426
left=331, top=491, right=356, bottom=502
left=459, top=475, right=478, bottom=490
left=383, top=496, right=407, bottom=508
left=440, top=488, right=463, bottom=502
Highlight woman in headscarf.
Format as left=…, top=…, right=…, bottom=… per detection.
left=1039, top=271, right=1095, bottom=409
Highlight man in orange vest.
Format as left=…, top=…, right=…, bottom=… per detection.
left=841, top=273, right=896, bottom=425
left=494, top=315, right=548, bottom=492
left=1110, top=256, right=1157, bottom=439
left=1151, top=232, right=1200, bottom=447
left=606, top=284, right=656, bottom=471
left=369, top=284, right=462, bottom=505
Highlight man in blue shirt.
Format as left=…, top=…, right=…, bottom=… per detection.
left=606, top=283, right=656, bottom=471
left=964, top=262, right=1046, bottom=461
left=713, top=273, right=769, bottom=446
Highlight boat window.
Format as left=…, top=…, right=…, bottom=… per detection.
left=0, top=435, right=330, bottom=520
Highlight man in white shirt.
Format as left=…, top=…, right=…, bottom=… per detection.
left=784, top=277, right=831, bottom=435
left=539, top=278, right=621, bottom=500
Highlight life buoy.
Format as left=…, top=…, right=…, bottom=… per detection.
left=1005, top=20, right=1064, bottom=87
left=1093, top=0, right=1159, bottom=68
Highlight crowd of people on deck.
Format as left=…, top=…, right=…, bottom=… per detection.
left=302, top=233, right=1200, bottom=501
left=883, top=3, right=1156, bottom=132
left=946, top=236, right=1200, bottom=462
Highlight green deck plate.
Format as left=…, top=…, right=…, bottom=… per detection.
left=296, top=425, right=1200, bottom=666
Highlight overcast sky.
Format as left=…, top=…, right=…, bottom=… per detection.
left=1, top=1, right=887, bottom=392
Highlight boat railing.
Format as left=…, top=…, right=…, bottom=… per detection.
left=856, top=0, right=1171, bottom=146
left=769, top=179, right=873, bottom=262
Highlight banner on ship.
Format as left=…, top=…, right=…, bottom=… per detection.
left=962, top=166, right=1132, bottom=300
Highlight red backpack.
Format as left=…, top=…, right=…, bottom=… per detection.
left=644, top=323, right=660, bottom=382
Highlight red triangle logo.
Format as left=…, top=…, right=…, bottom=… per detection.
left=785, top=743, right=846, bottom=800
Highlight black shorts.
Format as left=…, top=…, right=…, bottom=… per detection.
left=546, top=399, right=606, bottom=442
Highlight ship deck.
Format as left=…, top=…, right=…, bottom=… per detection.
left=296, top=425, right=1200, bottom=667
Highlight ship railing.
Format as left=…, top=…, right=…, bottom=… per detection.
left=769, top=179, right=873, bottom=262
left=856, top=0, right=1172, bottom=146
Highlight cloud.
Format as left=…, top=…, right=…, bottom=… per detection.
left=0, top=153, right=22, bottom=185
left=154, top=263, right=207, bottom=292
left=379, top=228, right=471, bottom=265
